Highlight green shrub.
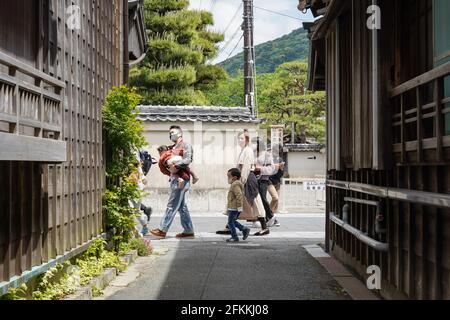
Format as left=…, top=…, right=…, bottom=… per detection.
left=72, top=238, right=127, bottom=286
left=30, top=239, right=127, bottom=300
left=102, top=86, right=146, bottom=251
left=129, top=238, right=153, bottom=257
left=102, top=86, right=145, bottom=180
left=104, top=178, right=141, bottom=250
left=0, top=238, right=128, bottom=300
left=0, top=284, right=28, bottom=300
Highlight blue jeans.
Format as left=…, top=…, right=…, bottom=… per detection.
left=227, top=210, right=245, bottom=239
left=159, top=179, right=194, bottom=233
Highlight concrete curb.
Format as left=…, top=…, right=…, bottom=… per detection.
left=120, top=249, right=139, bottom=265
left=95, top=246, right=169, bottom=300
left=65, top=250, right=138, bottom=300
left=303, top=245, right=380, bottom=300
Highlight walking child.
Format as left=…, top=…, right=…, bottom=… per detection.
left=226, top=168, right=250, bottom=242
left=129, top=160, right=150, bottom=236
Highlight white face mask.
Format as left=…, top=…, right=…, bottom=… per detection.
left=169, top=130, right=181, bottom=142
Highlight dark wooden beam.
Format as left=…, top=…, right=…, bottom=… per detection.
left=0, top=132, right=66, bottom=162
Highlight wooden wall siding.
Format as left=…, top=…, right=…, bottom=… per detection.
left=0, top=67, right=63, bottom=140
left=0, top=0, right=39, bottom=67
left=0, top=161, right=43, bottom=282
left=351, top=0, right=373, bottom=170
left=326, top=0, right=376, bottom=171
left=394, top=0, right=433, bottom=86
left=391, top=65, right=450, bottom=165
left=0, top=0, right=123, bottom=283
left=328, top=166, right=450, bottom=299
left=324, top=0, right=450, bottom=299
left=325, top=26, right=338, bottom=170
left=338, top=11, right=353, bottom=168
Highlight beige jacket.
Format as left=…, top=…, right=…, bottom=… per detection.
left=227, top=180, right=244, bottom=211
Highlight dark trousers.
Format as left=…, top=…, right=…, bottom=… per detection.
left=140, top=204, right=152, bottom=221
left=259, top=180, right=274, bottom=221
left=227, top=210, right=246, bottom=239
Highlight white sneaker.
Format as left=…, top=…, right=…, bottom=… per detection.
left=274, top=219, right=280, bottom=227
left=251, top=221, right=261, bottom=228
left=267, top=217, right=276, bottom=227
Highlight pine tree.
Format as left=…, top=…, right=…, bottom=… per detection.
left=204, top=61, right=326, bottom=144
left=259, top=61, right=326, bottom=144
left=130, top=0, right=226, bottom=105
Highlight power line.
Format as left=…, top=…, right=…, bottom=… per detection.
left=217, top=2, right=245, bottom=54
left=222, top=2, right=243, bottom=35
left=253, top=5, right=310, bottom=22
left=218, top=24, right=242, bottom=55
left=225, top=34, right=244, bottom=60
left=210, top=0, right=217, bottom=12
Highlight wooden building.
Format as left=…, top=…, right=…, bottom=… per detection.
left=0, top=0, right=147, bottom=294
left=300, top=0, right=450, bottom=299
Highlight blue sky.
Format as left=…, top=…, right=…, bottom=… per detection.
left=188, top=0, right=314, bottom=63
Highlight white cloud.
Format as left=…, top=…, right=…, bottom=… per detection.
left=188, top=0, right=314, bottom=63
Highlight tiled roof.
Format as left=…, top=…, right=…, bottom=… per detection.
left=136, top=105, right=261, bottom=124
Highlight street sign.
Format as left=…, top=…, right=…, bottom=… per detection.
left=303, top=181, right=326, bottom=191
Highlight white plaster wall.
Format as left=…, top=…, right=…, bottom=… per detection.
left=286, top=151, right=326, bottom=178
left=142, top=121, right=261, bottom=190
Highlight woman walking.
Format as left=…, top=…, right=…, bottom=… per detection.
left=238, top=130, right=271, bottom=236
left=253, top=138, right=277, bottom=230
left=216, top=129, right=270, bottom=236
left=267, top=144, right=285, bottom=227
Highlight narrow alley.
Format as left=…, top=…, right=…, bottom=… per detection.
left=102, top=213, right=353, bottom=300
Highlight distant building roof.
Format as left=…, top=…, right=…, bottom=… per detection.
left=136, top=106, right=261, bottom=124
left=284, top=143, right=325, bottom=152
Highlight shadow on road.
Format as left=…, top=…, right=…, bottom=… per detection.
left=108, top=216, right=350, bottom=300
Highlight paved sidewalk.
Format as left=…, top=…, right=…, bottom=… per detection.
left=102, top=214, right=351, bottom=300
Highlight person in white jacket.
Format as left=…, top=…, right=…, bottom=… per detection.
left=216, top=129, right=270, bottom=236
left=239, top=131, right=271, bottom=236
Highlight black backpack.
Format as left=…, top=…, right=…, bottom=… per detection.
left=139, top=150, right=154, bottom=176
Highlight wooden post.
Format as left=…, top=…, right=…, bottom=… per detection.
left=416, top=87, right=423, bottom=163
left=243, top=0, right=255, bottom=116
left=123, top=0, right=129, bottom=84
left=434, top=78, right=443, bottom=162
left=400, top=94, right=405, bottom=163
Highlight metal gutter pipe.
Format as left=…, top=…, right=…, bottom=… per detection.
left=330, top=212, right=389, bottom=252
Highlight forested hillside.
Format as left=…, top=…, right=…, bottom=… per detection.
left=220, top=27, right=309, bottom=75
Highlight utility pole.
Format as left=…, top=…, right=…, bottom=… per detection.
left=243, top=0, right=255, bottom=116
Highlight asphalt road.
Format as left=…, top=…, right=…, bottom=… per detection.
left=106, top=213, right=350, bottom=300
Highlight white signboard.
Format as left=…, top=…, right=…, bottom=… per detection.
left=303, top=181, right=326, bottom=191
left=270, top=126, right=284, bottom=146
